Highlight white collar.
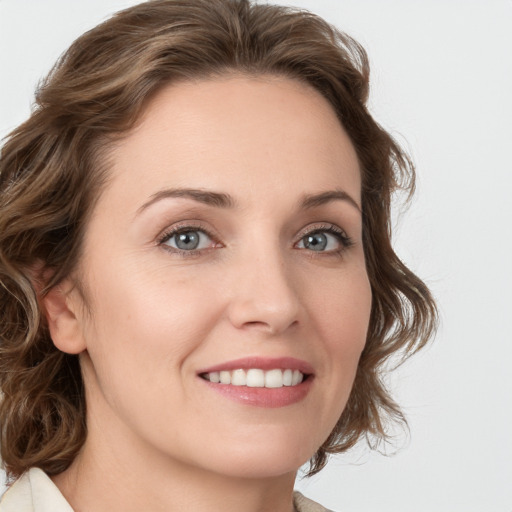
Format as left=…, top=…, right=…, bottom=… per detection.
left=0, top=468, right=73, bottom=512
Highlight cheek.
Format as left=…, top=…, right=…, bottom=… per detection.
left=314, top=266, right=372, bottom=348
left=78, top=261, right=226, bottom=439
left=82, top=259, right=227, bottom=369
left=309, top=265, right=372, bottom=397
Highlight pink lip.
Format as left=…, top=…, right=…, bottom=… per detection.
left=202, top=379, right=313, bottom=408
left=197, top=356, right=314, bottom=375
left=197, top=357, right=314, bottom=408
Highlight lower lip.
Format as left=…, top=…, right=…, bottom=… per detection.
left=200, top=377, right=313, bottom=408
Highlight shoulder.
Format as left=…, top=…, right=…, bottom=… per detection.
left=0, top=468, right=73, bottom=512
left=293, top=491, right=336, bottom=512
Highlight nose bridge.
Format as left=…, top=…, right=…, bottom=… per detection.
left=227, top=231, right=301, bottom=334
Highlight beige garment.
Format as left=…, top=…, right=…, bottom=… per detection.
left=0, top=468, right=73, bottom=512
left=0, top=467, right=333, bottom=512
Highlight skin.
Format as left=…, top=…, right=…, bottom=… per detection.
left=45, top=75, right=372, bottom=512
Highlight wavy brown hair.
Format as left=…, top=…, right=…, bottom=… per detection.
left=0, top=0, right=437, bottom=481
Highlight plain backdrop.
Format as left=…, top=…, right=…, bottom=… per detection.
left=1, top=1, right=511, bottom=511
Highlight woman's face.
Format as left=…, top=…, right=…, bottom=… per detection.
left=62, top=75, right=372, bottom=478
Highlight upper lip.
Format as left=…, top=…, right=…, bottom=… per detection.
left=197, top=357, right=314, bottom=375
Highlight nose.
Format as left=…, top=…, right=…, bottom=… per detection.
left=226, top=247, right=301, bottom=336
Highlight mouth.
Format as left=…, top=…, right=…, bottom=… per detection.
left=197, top=357, right=314, bottom=408
left=200, top=368, right=308, bottom=388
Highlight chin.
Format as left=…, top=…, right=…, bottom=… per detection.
left=211, top=452, right=310, bottom=480
left=192, top=431, right=319, bottom=480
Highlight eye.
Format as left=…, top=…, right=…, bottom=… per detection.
left=296, top=225, right=353, bottom=253
left=160, top=226, right=217, bottom=253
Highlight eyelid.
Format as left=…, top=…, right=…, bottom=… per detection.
left=157, top=221, right=222, bottom=254
left=294, top=222, right=354, bottom=251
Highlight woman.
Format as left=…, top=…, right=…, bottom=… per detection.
left=0, top=1, right=437, bottom=511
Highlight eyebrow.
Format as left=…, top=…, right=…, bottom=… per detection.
left=299, top=190, right=361, bottom=212
left=137, top=188, right=237, bottom=214
left=137, top=187, right=361, bottom=215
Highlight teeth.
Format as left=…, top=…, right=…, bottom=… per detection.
left=247, top=369, right=264, bottom=387
left=203, top=369, right=305, bottom=388
left=265, top=369, right=283, bottom=388
left=219, top=371, right=231, bottom=384
left=209, top=371, right=220, bottom=383
left=283, top=369, right=293, bottom=386
left=231, top=369, right=246, bottom=386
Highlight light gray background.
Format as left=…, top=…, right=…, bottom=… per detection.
left=1, top=1, right=511, bottom=511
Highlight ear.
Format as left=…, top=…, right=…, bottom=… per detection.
left=42, top=279, right=87, bottom=355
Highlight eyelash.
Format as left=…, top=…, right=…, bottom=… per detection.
left=157, top=222, right=219, bottom=258
left=296, top=223, right=354, bottom=257
left=157, top=222, right=354, bottom=258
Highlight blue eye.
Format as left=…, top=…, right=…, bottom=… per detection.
left=296, top=227, right=352, bottom=253
left=161, top=229, right=214, bottom=251
left=300, top=232, right=330, bottom=251
left=159, top=223, right=352, bottom=257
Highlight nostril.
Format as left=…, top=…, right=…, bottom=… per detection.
left=240, top=319, right=299, bottom=335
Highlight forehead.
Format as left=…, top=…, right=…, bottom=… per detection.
left=101, top=75, right=361, bottom=213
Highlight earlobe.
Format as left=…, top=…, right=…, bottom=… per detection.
left=42, top=280, right=87, bottom=355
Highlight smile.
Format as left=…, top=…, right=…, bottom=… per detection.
left=197, top=357, right=314, bottom=407
left=201, top=368, right=305, bottom=388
